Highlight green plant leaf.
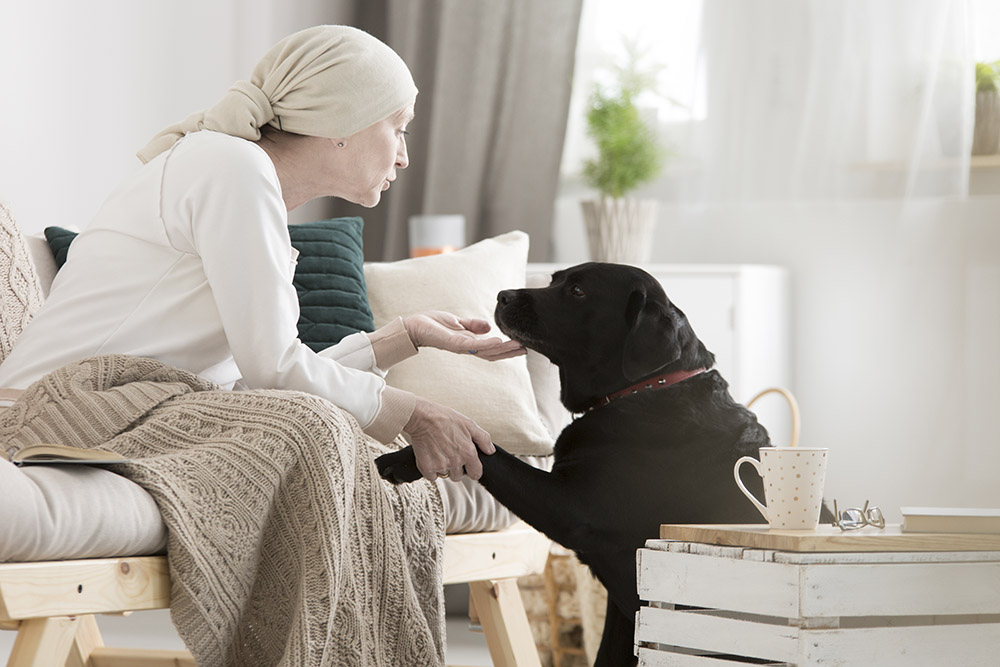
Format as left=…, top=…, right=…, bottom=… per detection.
left=583, top=85, right=664, bottom=198
left=976, top=60, right=1000, bottom=94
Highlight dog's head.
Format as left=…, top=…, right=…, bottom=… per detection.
left=495, top=262, right=714, bottom=412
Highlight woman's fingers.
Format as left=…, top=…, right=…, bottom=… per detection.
left=405, top=398, right=490, bottom=482
left=468, top=339, right=526, bottom=360
left=457, top=317, right=492, bottom=335
left=407, top=311, right=526, bottom=360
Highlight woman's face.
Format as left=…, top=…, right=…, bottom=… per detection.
left=332, top=103, right=414, bottom=207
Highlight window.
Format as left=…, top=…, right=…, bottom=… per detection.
left=563, top=0, right=1000, bottom=199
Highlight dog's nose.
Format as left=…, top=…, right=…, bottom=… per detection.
left=497, top=290, right=516, bottom=305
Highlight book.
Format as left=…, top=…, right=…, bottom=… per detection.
left=900, top=507, right=1000, bottom=534
left=2, top=443, right=129, bottom=466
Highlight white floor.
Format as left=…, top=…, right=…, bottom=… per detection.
left=0, top=611, right=493, bottom=665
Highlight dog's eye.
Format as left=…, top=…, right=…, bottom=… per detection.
left=570, top=284, right=586, bottom=298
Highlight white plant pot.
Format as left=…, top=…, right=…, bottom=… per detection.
left=973, top=90, right=1000, bottom=156
left=581, top=197, right=658, bottom=265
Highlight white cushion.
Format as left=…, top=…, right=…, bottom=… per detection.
left=25, top=234, right=59, bottom=297
left=524, top=272, right=573, bottom=437
left=0, top=458, right=167, bottom=562
left=364, top=231, right=555, bottom=456
left=364, top=232, right=559, bottom=534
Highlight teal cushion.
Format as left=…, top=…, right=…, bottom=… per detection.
left=44, top=227, right=77, bottom=268
left=287, top=218, right=375, bottom=350
left=43, top=217, right=374, bottom=350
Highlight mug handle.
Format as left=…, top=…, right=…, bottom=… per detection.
left=734, top=456, right=769, bottom=522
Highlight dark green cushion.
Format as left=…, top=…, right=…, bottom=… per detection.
left=43, top=217, right=374, bottom=351
left=287, top=218, right=375, bottom=350
left=44, top=226, right=77, bottom=268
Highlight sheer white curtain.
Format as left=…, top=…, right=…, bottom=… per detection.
left=564, top=0, right=979, bottom=202
left=688, top=0, right=975, bottom=201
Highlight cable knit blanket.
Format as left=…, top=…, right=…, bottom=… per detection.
left=0, top=354, right=445, bottom=667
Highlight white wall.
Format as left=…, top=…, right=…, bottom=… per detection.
left=555, top=187, right=1000, bottom=520
left=0, top=0, right=348, bottom=236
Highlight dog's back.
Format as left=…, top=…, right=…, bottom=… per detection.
left=553, top=370, right=768, bottom=538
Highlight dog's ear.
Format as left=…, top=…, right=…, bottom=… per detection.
left=622, top=289, right=682, bottom=381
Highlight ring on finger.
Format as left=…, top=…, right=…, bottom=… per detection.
left=436, top=471, right=450, bottom=478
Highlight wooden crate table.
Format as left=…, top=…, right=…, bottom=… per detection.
left=635, top=524, right=1000, bottom=666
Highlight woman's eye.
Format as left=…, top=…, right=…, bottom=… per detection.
left=570, top=285, right=585, bottom=298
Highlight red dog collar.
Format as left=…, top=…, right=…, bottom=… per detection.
left=584, top=368, right=707, bottom=413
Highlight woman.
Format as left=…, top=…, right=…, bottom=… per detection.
left=0, top=25, right=522, bottom=482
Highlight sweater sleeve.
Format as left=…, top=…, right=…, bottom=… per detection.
left=165, top=137, right=412, bottom=442
left=316, top=317, right=418, bottom=375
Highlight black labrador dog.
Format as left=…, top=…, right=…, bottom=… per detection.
left=377, top=262, right=772, bottom=666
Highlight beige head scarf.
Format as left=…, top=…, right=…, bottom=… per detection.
left=137, top=25, right=418, bottom=164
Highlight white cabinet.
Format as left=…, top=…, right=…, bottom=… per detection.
left=526, top=264, right=792, bottom=446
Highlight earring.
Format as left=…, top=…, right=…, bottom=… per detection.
left=337, top=141, right=345, bottom=148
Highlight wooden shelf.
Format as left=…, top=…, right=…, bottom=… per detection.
left=850, top=154, right=1000, bottom=171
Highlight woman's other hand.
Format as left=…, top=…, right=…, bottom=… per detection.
left=404, top=311, right=525, bottom=361
left=404, top=396, right=495, bottom=481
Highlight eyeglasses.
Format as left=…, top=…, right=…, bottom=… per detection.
left=832, top=499, right=886, bottom=531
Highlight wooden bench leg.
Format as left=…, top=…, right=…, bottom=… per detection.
left=7, top=616, right=79, bottom=667
left=67, top=615, right=103, bottom=667
left=468, top=578, right=541, bottom=667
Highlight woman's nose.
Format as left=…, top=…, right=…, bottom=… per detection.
left=396, top=138, right=409, bottom=169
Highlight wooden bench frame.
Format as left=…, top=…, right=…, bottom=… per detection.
left=0, top=522, right=549, bottom=667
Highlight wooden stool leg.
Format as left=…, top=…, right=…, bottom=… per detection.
left=468, top=578, right=541, bottom=667
left=67, top=615, right=104, bottom=667
left=468, top=587, right=481, bottom=631
left=7, top=616, right=79, bottom=667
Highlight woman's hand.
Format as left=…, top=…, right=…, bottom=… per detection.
left=404, top=311, right=525, bottom=361
left=404, top=396, right=495, bottom=481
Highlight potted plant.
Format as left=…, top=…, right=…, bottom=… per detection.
left=580, top=43, right=665, bottom=264
left=973, top=59, right=1000, bottom=156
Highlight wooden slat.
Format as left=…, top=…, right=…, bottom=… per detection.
left=800, top=622, right=1000, bottom=666
left=0, top=557, right=170, bottom=621
left=638, top=622, right=1000, bottom=666
left=637, top=548, right=800, bottom=619
left=88, top=647, right=196, bottom=667
left=774, top=549, right=1000, bottom=564
left=443, top=523, right=549, bottom=585
left=636, top=606, right=798, bottom=663
left=637, top=647, right=785, bottom=666
left=800, top=561, right=1000, bottom=617
left=659, top=524, right=1000, bottom=552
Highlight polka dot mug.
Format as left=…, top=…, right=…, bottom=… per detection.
left=734, top=447, right=828, bottom=530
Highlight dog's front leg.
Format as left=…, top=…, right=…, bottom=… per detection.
left=377, top=445, right=596, bottom=551
left=475, top=446, right=602, bottom=553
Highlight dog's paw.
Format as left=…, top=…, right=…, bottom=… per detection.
left=375, top=447, right=423, bottom=484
